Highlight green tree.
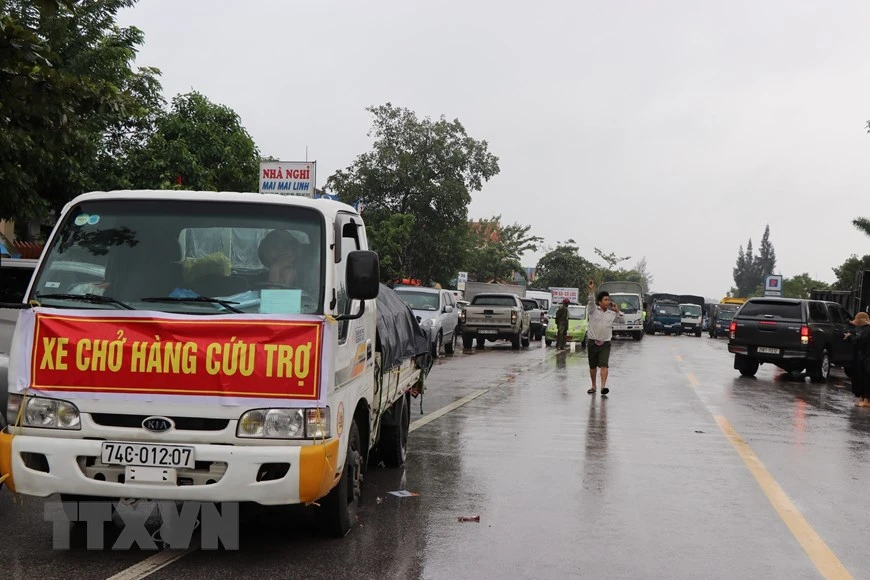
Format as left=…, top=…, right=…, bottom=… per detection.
left=832, top=255, right=870, bottom=290
left=782, top=273, right=828, bottom=299
left=128, top=91, right=261, bottom=192
left=757, top=224, right=777, bottom=279
left=327, top=103, right=499, bottom=285
left=632, top=257, right=654, bottom=293
left=732, top=239, right=763, bottom=297
left=532, top=241, right=597, bottom=290
left=0, top=0, right=163, bottom=223
left=465, top=216, right=542, bottom=283
left=853, top=217, right=870, bottom=238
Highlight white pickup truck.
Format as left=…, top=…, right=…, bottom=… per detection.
left=0, top=189, right=432, bottom=536
left=460, top=292, right=531, bottom=350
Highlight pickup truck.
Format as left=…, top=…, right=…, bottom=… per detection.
left=727, top=297, right=855, bottom=382
left=460, top=292, right=531, bottom=350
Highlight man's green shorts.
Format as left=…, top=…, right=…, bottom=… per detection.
left=587, top=340, right=611, bottom=368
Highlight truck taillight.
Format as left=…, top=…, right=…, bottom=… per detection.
left=460, top=309, right=466, bottom=322
left=801, top=325, right=810, bottom=345
left=729, top=321, right=736, bottom=340
left=511, top=311, right=517, bottom=324
left=540, top=312, right=545, bottom=323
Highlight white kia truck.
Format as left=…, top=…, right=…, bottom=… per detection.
left=0, top=190, right=431, bottom=537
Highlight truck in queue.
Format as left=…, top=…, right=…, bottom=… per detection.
left=678, top=294, right=705, bottom=337
left=0, top=189, right=433, bottom=537
left=460, top=292, right=531, bottom=350
left=644, top=293, right=683, bottom=335
left=599, top=281, right=644, bottom=341
left=708, top=302, right=740, bottom=338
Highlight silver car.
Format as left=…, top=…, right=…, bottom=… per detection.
left=1, top=258, right=38, bottom=431
left=394, top=286, right=460, bottom=358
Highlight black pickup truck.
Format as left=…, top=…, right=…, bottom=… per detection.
left=727, top=297, right=855, bottom=382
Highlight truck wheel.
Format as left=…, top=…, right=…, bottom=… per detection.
left=476, top=337, right=486, bottom=348
left=444, top=332, right=455, bottom=355
left=463, top=334, right=473, bottom=349
left=735, top=355, right=759, bottom=377
left=511, top=335, right=520, bottom=350
left=845, top=365, right=854, bottom=379
left=545, top=338, right=552, bottom=347
left=521, top=333, right=530, bottom=348
left=809, top=349, right=831, bottom=383
left=695, top=330, right=702, bottom=337
left=633, top=332, right=643, bottom=341
left=380, top=396, right=409, bottom=468
left=318, top=420, right=362, bottom=537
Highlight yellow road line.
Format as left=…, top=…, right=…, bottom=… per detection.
left=409, top=388, right=489, bottom=433
left=714, top=416, right=853, bottom=580
left=686, top=373, right=699, bottom=387
left=107, top=549, right=196, bottom=580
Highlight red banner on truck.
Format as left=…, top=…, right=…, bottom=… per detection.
left=29, top=311, right=323, bottom=400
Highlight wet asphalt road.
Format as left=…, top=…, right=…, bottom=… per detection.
left=3, top=334, right=870, bottom=579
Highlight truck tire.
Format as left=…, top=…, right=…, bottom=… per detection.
left=545, top=338, right=552, bottom=346
left=845, top=365, right=854, bottom=379
left=633, top=331, right=643, bottom=341
left=735, top=355, right=759, bottom=377
left=694, top=330, right=702, bottom=337
left=809, top=349, right=831, bottom=383
left=380, top=396, right=409, bottom=468
left=511, top=334, right=520, bottom=350
left=521, top=332, right=530, bottom=348
left=318, top=420, right=362, bottom=537
left=463, top=334, right=473, bottom=349
left=477, top=337, right=486, bottom=348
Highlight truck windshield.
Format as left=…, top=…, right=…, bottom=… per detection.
left=717, top=309, right=737, bottom=321
left=681, top=305, right=702, bottom=317
left=396, top=290, right=439, bottom=311
left=656, top=304, right=681, bottom=316
left=610, top=294, right=640, bottom=313
left=30, top=199, right=325, bottom=315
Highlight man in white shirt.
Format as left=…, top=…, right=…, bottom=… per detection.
left=586, top=279, right=624, bottom=395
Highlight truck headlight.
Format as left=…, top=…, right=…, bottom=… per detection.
left=7, top=394, right=81, bottom=430
left=421, top=318, right=435, bottom=327
left=237, top=407, right=330, bottom=439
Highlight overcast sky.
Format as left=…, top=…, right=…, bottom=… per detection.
left=117, top=0, right=870, bottom=299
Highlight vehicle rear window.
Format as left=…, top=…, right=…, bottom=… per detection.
left=472, top=295, right=517, bottom=307
left=739, top=301, right=802, bottom=320
left=521, top=299, right=538, bottom=310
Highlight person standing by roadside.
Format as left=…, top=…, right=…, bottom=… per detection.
left=586, top=279, right=624, bottom=395
left=845, top=312, right=870, bottom=407
left=555, top=298, right=570, bottom=349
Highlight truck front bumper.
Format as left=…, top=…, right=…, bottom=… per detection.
left=0, top=431, right=340, bottom=505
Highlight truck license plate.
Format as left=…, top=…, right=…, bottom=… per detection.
left=479, top=329, right=498, bottom=334
left=101, top=442, right=195, bottom=469
left=757, top=347, right=780, bottom=355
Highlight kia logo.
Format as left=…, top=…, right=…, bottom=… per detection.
left=142, top=416, right=174, bottom=433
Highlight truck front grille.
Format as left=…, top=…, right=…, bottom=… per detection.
left=90, top=413, right=230, bottom=431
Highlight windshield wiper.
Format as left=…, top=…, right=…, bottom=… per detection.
left=35, top=292, right=135, bottom=310
left=141, top=296, right=243, bottom=314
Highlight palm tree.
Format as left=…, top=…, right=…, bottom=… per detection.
left=854, top=217, right=870, bottom=237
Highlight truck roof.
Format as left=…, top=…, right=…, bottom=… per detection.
left=61, top=190, right=360, bottom=220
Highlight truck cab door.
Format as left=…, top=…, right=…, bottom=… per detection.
left=333, top=214, right=371, bottom=393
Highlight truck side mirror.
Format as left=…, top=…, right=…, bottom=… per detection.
left=443, top=305, right=454, bottom=313
left=346, top=250, right=380, bottom=300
